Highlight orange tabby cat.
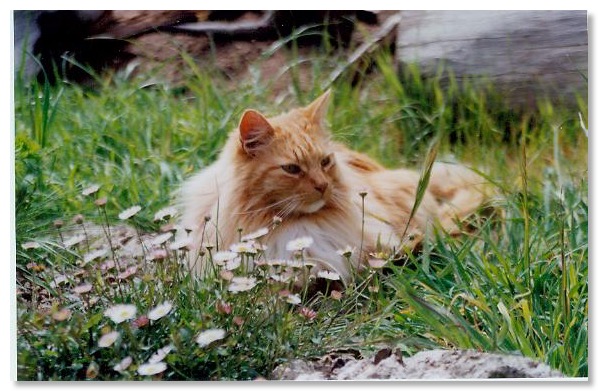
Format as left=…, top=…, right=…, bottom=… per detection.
left=178, top=90, right=487, bottom=282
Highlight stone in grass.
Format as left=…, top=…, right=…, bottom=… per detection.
left=272, top=349, right=564, bottom=380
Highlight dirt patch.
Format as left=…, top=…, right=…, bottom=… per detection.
left=121, top=10, right=395, bottom=93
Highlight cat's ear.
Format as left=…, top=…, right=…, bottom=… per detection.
left=303, top=89, right=332, bottom=125
left=238, top=109, right=275, bottom=157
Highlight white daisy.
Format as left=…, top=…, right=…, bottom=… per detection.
left=82, top=248, right=108, bottom=265
left=137, top=362, right=167, bottom=376
left=149, top=344, right=175, bottom=363
left=213, top=251, right=239, bottom=265
left=180, top=224, right=199, bottom=233
left=196, top=328, right=226, bottom=347
left=265, top=259, right=287, bottom=267
left=336, top=245, right=355, bottom=257
left=367, top=258, right=387, bottom=269
left=148, top=301, right=173, bottom=321
left=223, top=257, right=242, bottom=271
left=100, top=260, right=116, bottom=271
left=228, top=276, right=257, bottom=293
left=230, top=242, right=257, bottom=254
left=269, top=273, right=292, bottom=283
left=279, top=259, right=305, bottom=269
left=274, top=259, right=316, bottom=269
left=117, top=266, right=137, bottom=280
left=163, top=224, right=182, bottom=233
left=148, top=248, right=168, bottom=261
left=302, top=260, right=318, bottom=269
left=104, top=304, right=137, bottom=324
left=94, top=197, right=107, bottom=207
left=169, top=237, right=194, bottom=251
left=241, top=227, right=269, bottom=242
left=286, top=236, right=314, bottom=251
left=118, top=205, right=142, bottom=220
left=82, top=184, right=100, bottom=196
left=98, top=331, right=120, bottom=348
left=252, top=242, right=268, bottom=252
left=50, top=274, right=68, bottom=288
left=72, top=283, right=93, bottom=294
left=317, top=270, right=341, bottom=281
left=113, top=356, right=133, bottom=372
left=151, top=232, right=173, bottom=246
left=153, top=206, right=178, bottom=221
left=285, top=293, right=301, bottom=305
left=21, top=241, right=41, bottom=250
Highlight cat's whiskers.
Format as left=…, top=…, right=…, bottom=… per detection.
left=235, top=195, right=302, bottom=217
left=279, top=198, right=303, bottom=220
left=233, top=193, right=310, bottom=224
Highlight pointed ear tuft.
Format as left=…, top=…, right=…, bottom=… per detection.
left=238, top=109, right=275, bottom=157
left=304, top=89, right=332, bottom=124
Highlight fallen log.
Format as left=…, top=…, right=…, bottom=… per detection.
left=395, top=10, right=588, bottom=109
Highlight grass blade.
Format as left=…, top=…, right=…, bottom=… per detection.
left=401, top=135, right=439, bottom=240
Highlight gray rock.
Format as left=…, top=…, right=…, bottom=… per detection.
left=273, top=349, right=563, bottom=380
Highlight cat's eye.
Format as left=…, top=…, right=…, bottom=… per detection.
left=281, top=164, right=302, bottom=175
left=321, top=155, right=332, bottom=167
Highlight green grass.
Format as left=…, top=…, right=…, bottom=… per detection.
left=14, top=41, right=588, bottom=380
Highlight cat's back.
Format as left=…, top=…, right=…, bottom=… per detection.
left=334, top=143, right=385, bottom=173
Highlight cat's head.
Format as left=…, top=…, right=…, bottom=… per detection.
left=232, top=90, right=344, bottom=216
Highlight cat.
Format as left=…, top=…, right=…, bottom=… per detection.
left=178, top=90, right=488, bottom=283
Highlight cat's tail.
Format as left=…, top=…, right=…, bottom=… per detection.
left=427, top=162, right=491, bottom=234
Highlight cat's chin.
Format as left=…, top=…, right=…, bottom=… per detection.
left=300, top=199, right=326, bottom=214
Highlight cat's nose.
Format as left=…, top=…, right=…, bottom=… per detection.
left=314, top=182, right=328, bottom=194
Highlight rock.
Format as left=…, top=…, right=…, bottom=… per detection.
left=272, top=349, right=563, bottom=380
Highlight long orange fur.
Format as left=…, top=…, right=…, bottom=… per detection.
left=178, top=90, right=488, bottom=282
